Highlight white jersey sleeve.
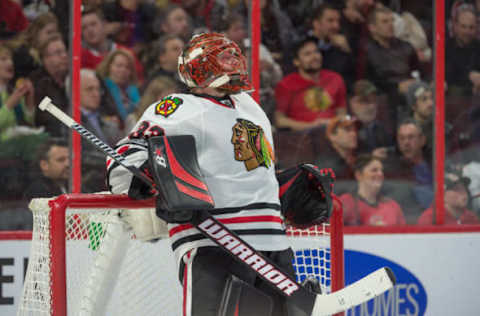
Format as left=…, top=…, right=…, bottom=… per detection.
left=106, top=94, right=206, bottom=195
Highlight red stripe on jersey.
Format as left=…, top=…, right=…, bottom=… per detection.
left=117, top=145, right=130, bottom=154
left=278, top=171, right=301, bottom=198
left=106, top=158, right=112, bottom=168
left=164, top=137, right=210, bottom=192
left=169, top=215, right=284, bottom=237
left=175, top=180, right=214, bottom=204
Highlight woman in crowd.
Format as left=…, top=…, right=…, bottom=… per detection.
left=8, top=12, right=60, bottom=78
left=339, top=154, right=406, bottom=226
left=0, top=44, right=36, bottom=141
left=124, top=76, right=179, bottom=132
left=96, top=49, right=140, bottom=128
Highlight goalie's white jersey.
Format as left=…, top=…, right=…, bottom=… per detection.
left=107, top=92, right=289, bottom=262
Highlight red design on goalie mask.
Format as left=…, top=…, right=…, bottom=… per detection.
left=178, top=32, right=252, bottom=93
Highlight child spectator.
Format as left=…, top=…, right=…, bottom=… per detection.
left=340, top=154, right=406, bottom=226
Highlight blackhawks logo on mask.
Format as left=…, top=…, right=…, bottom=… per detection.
left=155, top=96, right=183, bottom=117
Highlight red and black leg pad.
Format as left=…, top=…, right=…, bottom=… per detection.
left=218, top=275, right=273, bottom=316
left=147, top=135, right=215, bottom=223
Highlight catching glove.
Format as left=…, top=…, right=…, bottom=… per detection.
left=277, top=163, right=335, bottom=228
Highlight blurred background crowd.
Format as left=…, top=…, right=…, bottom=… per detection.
left=0, top=0, right=479, bottom=229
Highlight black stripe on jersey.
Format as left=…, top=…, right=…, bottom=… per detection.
left=171, top=229, right=286, bottom=251
left=209, top=203, right=281, bottom=215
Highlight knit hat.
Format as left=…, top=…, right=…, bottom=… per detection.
left=444, top=171, right=471, bottom=191
left=406, top=81, right=431, bottom=108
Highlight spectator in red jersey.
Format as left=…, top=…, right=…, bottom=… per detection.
left=81, top=8, right=144, bottom=83
left=0, top=0, right=29, bottom=39
left=418, top=171, right=480, bottom=225
left=274, top=36, right=347, bottom=131
left=340, top=154, right=406, bottom=226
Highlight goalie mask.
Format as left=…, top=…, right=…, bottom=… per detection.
left=178, top=32, right=252, bottom=93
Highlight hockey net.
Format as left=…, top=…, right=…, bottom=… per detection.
left=18, top=193, right=344, bottom=316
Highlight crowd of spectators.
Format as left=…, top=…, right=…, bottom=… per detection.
left=0, top=0, right=479, bottom=230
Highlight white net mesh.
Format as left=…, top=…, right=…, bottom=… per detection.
left=18, top=194, right=342, bottom=316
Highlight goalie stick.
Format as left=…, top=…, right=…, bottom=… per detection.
left=38, top=96, right=396, bottom=316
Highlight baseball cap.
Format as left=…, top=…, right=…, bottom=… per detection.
left=406, top=81, right=431, bottom=107
left=326, top=115, right=359, bottom=137
left=444, top=172, right=471, bottom=190
left=353, top=80, right=377, bottom=98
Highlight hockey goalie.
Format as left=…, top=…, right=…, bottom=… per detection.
left=106, top=32, right=336, bottom=316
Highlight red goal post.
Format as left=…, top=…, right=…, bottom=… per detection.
left=18, top=193, right=344, bottom=316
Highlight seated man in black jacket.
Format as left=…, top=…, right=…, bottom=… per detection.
left=24, top=138, right=69, bottom=199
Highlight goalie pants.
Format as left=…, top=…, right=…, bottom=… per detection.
left=179, top=246, right=299, bottom=316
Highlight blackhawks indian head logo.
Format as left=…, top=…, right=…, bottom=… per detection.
left=155, top=96, right=183, bottom=117
left=231, top=118, right=274, bottom=171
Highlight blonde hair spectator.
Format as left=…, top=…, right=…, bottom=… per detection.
left=96, top=49, right=138, bottom=85
left=125, top=76, right=179, bottom=131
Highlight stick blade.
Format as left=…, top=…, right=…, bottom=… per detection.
left=311, top=267, right=396, bottom=316
left=39, top=97, right=52, bottom=111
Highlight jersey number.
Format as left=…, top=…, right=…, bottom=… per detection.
left=129, top=121, right=165, bottom=139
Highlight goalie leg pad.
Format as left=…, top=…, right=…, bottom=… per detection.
left=218, top=275, right=273, bottom=316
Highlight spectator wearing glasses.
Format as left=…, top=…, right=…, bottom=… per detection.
left=30, top=34, right=69, bottom=138
left=418, top=171, right=479, bottom=225
left=383, top=119, right=433, bottom=223
left=80, top=69, right=123, bottom=192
